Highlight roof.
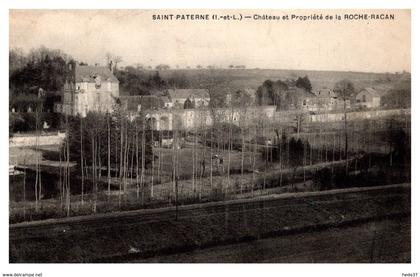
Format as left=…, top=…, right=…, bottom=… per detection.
left=288, top=87, right=315, bottom=98
left=75, top=64, right=119, bottom=83
left=160, top=96, right=170, bottom=103
left=119, top=95, right=164, bottom=111
left=167, top=89, right=210, bottom=100
left=359, top=87, right=381, bottom=97
left=149, top=89, right=168, bottom=97
left=239, top=88, right=256, bottom=98
left=314, top=88, right=337, bottom=98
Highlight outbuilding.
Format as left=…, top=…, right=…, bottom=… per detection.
left=356, top=87, right=381, bottom=108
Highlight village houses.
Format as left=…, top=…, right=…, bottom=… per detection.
left=55, top=62, right=389, bottom=133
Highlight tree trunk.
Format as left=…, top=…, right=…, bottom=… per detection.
left=65, top=114, right=71, bottom=217
left=344, top=100, right=349, bottom=175
left=92, top=133, right=96, bottom=213
left=59, top=147, right=63, bottom=209
left=252, top=124, right=256, bottom=197
left=136, top=121, right=139, bottom=200
left=123, top=121, right=128, bottom=195
left=23, top=168, right=26, bottom=218
left=141, top=121, right=146, bottom=205
left=192, top=124, right=196, bottom=193
left=119, top=118, right=123, bottom=207
left=157, top=131, right=161, bottom=187
left=107, top=113, right=111, bottom=199
left=332, top=133, right=335, bottom=174
left=210, top=122, right=213, bottom=190
left=80, top=117, right=85, bottom=205
left=34, top=109, right=39, bottom=211
left=241, top=127, right=245, bottom=194
left=227, top=110, right=232, bottom=193
left=303, top=139, right=306, bottom=183
left=151, top=127, right=154, bottom=198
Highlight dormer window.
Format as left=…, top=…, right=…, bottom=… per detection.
left=94, top=75, right=102, bottom=89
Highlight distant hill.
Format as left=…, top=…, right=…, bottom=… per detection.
left=156, top=68, right=410, bottom=92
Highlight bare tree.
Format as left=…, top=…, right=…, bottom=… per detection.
left=105, top=52, right=122, bottom=71
left=113, top=56, right=122, bottom=71
left=192, top=115, right=196, bottom=194
left=105, top=52, right=113, bottom=66
left=141, top=117, right=146, bottom=205
left=151, top=122, right=155, bottom=198
left=65, top=113, right=71, bottom=216
left=334, top=80, right=355, bottom=175
left=135, top=119, right=140, bottom=199
left=80, top=117, right=85, bottom=205
left=107, top=112, right=111, bottom=198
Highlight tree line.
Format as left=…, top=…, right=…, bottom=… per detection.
left=255, top=75, right=312, bottom=108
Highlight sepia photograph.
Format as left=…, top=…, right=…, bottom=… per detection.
left=6, top=8, right=412, bottom=266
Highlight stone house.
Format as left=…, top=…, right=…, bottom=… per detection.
left=167, top=89, right=210, bottom=109
left=356, top=87, right=381, bottom=109
left=307, top=88, right=348, bottom=111
left=61, top=62, right=119, bottom=116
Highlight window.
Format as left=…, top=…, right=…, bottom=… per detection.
left=95, top=76, right=102, bottom=89
left=362, top=95, right=366, bottom=102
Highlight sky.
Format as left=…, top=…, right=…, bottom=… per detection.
left=9, top=9, right=411, bottom=73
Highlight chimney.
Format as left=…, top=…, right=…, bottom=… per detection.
left=109, top=60, right=114, bottom=73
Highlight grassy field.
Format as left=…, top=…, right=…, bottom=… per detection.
left=140, top=217, right=410, bottom=263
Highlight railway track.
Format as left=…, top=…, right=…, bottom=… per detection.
left=10, top=184, right=410, bottom=241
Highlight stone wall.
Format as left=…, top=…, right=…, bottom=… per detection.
left=309, top=109, right=410, bottom=122
left=9, top=132, right=65, bottom=147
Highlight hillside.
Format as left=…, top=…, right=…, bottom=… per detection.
left=155, top=68, right=410, bottom=92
